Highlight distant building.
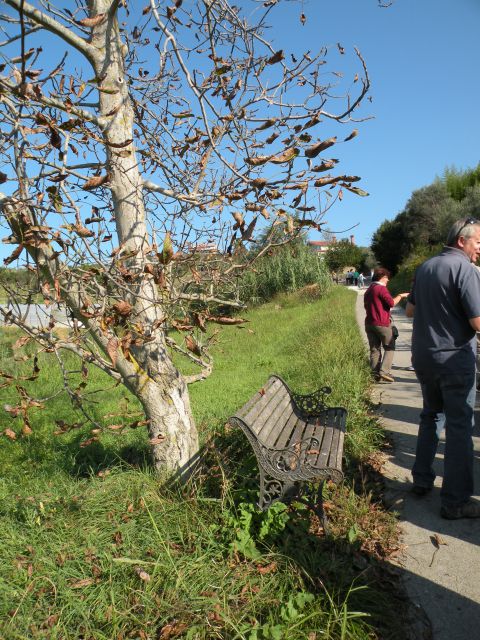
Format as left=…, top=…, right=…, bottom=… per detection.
left=307, top=234, right=355, bottom=255
left=186, top=241, right=218, bottom=254
left=307, top=239, right=334, bottom=254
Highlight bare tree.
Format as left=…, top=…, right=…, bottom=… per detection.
left=0, top=0, right=371, bottom=473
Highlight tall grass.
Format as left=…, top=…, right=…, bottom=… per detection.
left=239, top=242, right=332, bottom=305
left=0, top=287, right=406, bottom=640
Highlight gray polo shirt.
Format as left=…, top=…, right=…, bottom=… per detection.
left=409, top=246, right=480, bottom=374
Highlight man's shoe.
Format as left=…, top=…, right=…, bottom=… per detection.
left=440, top=499, right=480, bottom=520
left=378, top=372, right=394, bottom=383
left=411, top=485, right=432, bottom=497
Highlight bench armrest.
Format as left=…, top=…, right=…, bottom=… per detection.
left=291, top=386, right=332, bottom=416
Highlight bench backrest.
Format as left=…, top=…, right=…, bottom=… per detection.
left=232, top=376, right=294, bottom=450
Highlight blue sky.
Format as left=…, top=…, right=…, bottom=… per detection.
left=265, top=0, right=480, bottom=247
left=1, top=0, right=479, bottom=254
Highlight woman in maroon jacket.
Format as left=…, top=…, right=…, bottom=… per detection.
left=364, top=267, right=409, bottom=382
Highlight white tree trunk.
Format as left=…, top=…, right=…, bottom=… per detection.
left=86, top=1, right=199, bottom=472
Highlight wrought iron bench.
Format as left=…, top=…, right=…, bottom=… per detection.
left=228, top=375, right=347, bottom=526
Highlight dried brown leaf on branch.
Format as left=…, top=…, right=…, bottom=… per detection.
left=74, top=224, right=95, bottom=238
left=107, top=337, right=119, bottom=366
left=245, top=155, right=271, bottom=167
left=269, top=147, right=299, bottom=164
left=313, top=176, right=341, bottom=187
left=49, top=127, right=62, bottom=150
left=311, top=160, right=339, bottom=172
left=251, top=177, right=268, bottom=189
left=305, top=137, right=337, bottom=158
left=13, top=336, right=31, bottom=350
left=4, top=243, right=24, bottom=266
left=340, top=184, right=369, bottom=197
left=344, top=129, right=359, bottom=142
left=266, top=50, right=284, bottom=65
left=83, top=174, right=110, bottom=190
left=114, top=301, right=133, bottom=317
left=255, top=118, right=277, bottom=131
left=185, top=335, right=202, bottom=356
left=231, top=211, right=244, bottom=229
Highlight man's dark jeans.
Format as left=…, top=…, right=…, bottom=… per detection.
left=412, top=370, right=476, bottom=507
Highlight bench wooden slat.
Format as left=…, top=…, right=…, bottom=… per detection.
left=239, top=380, right=289, bottom=437
left=273, top=410, right=304, bottom=450
left=316, top=425, right=334, bottom=469
left=328, top=415, right=345, bottom=470
left=258, top=392, right=294, bottom=445
left=235, top=376, right=279, bottom=420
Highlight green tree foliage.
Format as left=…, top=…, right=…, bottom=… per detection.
left=372, top=164, right=480, bottom=279
left=324, top=239, right=369, bottom=274
left=371, top=182, right=462, bottom=273
left=444, top=164, right=480, bottom=201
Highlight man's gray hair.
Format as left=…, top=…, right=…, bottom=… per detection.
left=446, top=217, right=480, bottom=247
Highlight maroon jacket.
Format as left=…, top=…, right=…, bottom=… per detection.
left=364, top=282, right=394, bottom=327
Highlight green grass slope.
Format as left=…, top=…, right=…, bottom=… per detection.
left=0, top=287, right=405, bottom=640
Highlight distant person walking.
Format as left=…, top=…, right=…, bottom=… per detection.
left=358, top=272, right=365, bottom=289
left=364, top=267, right=409, bottom=383
left=406, top=217, right=480, bottom=519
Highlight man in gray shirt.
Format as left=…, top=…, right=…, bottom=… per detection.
left=406, top=217, right=480, bottom=519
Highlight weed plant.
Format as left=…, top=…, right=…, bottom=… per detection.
left=0, top=287, right=406, bottom=639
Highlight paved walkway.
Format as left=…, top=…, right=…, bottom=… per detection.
left=354, top=288, right=480, bottom=640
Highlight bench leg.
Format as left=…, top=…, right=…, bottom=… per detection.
left=313, top=481, right=329, bottom=533
left=258, top=469, right=296, bottom=510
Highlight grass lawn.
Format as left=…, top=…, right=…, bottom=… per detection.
left=0, top=286, right=406, bottom=639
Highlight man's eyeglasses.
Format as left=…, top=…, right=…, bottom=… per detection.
left=456, top=218, right=480, bottom=239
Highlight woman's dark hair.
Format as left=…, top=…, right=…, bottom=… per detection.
left=372, top=267, right=391, bottom=282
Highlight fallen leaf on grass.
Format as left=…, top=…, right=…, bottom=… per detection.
left=69, top=577, right=94, bottom=589
left=256, top=561, right=277, bottom=574
left=134, top=566, right=151, bottom=582
left=158, top=621, right=188, bottom=639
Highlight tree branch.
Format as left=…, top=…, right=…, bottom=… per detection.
left=4, top=0, right=98, bottom=64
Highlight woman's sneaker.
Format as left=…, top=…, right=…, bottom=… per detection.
left=378, top=372, right=394, bottom=383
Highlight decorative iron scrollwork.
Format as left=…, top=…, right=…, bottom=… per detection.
left=292, top=386, right=332, bottom=416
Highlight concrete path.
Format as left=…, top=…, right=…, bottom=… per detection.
left=354, top=288, right=480, bottom=640
left=0, top=303, right=71, bottom=328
